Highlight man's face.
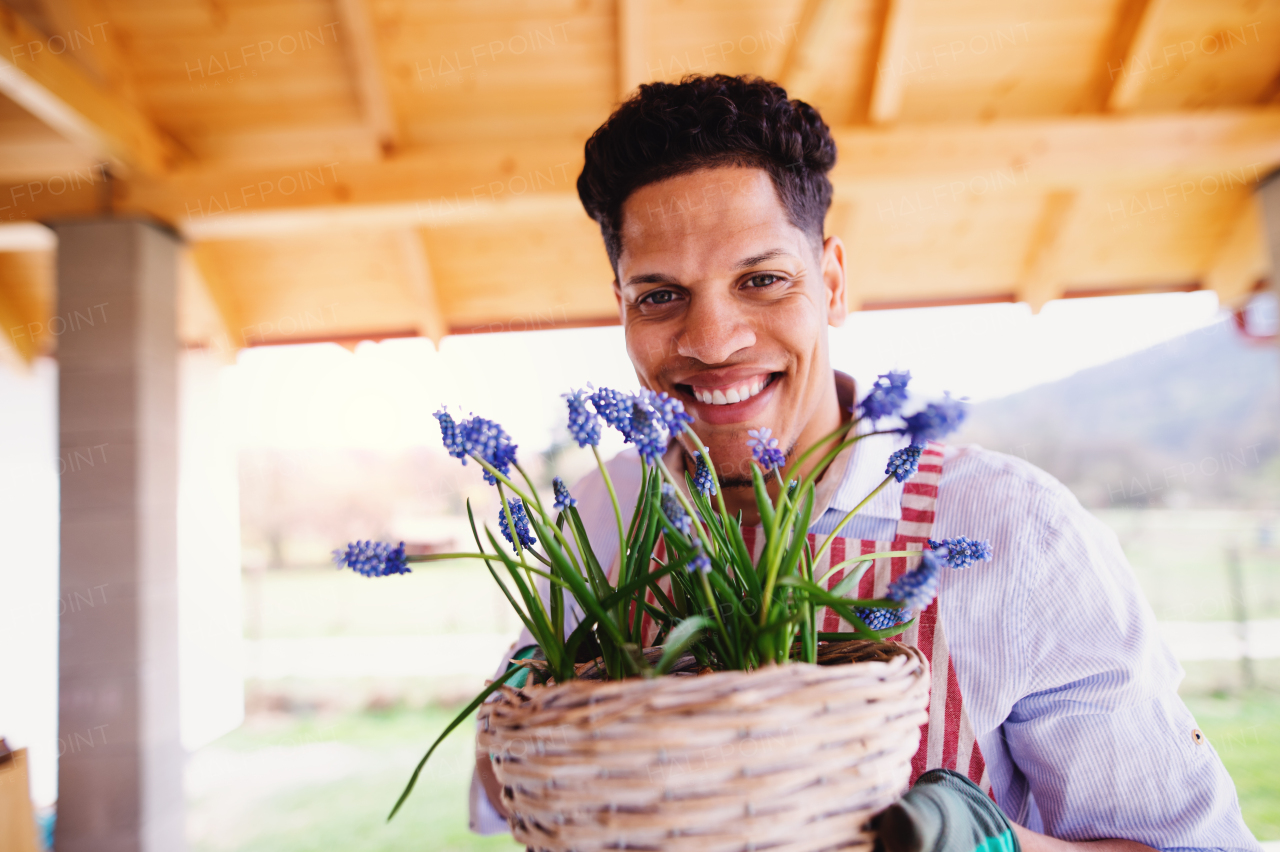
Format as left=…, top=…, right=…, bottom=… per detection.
left=614, top=166, right=848, bottom=485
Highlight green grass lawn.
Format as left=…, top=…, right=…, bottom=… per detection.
left=188, top=706, right=521, bottom=852
left=1183, top=691, right=1280, bottom=841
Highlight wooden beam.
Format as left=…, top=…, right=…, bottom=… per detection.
left=0, top=6, right=174, bottom=174
left=0, top=249, right=54, bottom=362
left=1204, top=195, right=1267, bottom=308
left=616, top=0, right=647, bottom=100
left=866, top=0, right=914, bottom=124
left=397, top=229, right=446, bottom=344
left=1101, top=0, right=1170, bottom=112
left=5, top=110, right=1280, bottom=233
left=829, top=108, right=1280, bottom=191
left=776, top=0, right=838, bottom=93
left=333, top=0, right=400, bottom=155
left=1016, top=191, right=1078, bottom=313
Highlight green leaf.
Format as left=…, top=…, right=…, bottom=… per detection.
left=388, top=664, right=523, bottom=821
left=655, top=615, right=713, bottom=675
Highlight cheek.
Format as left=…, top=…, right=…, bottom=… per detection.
left=624, top=325, right=665, bottom=377
left=759, top=299, right=822, bottom=363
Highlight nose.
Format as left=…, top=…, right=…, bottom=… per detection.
left=675, top=291, right=756, bottom=364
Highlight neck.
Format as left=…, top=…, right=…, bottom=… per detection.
left=683, top=370, right=851, bottom=524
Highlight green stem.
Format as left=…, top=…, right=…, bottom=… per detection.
left=473, top=455, right=581, bottom=575
left=592, top=445, right=628, bottom=574
left=812, top=473, right=897, bottom=566
left=656, top=458, right=715, bottom=555
left=812, top=550, right=918, bottom=586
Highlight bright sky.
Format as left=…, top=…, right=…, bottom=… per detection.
left=228, top=289, right=1226, bottom=453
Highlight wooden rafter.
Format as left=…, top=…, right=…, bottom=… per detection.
left=1204, top=195, right=1267, bottom=308
left=1016, top=191, right=1078, bottom=313
left=334, top=0, right=400, bottom=155
left=616, top=0, right=647, bottom=101
left=776, top=0, right=838, bottom=93
left=397, top=229, right=446, bottom=344
left=1100, top=0, right=1170, bottom=112
left=0, top=6, right=173, bottom=174
left=866, top=0, right=913, bottom=124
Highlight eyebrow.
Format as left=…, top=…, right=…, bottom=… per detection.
left=623, top=248, right=796, bottom=288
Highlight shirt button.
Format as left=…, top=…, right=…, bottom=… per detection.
left=1192, top=728, right=1205, bottom=745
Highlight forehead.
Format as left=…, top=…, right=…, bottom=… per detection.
left=617, top=167, right=805, bottom=276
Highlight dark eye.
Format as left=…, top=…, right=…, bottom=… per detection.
left=640, top=289, right=678, bottom=306
left=746, top=273, right=782, bottom=289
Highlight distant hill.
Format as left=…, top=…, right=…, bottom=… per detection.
left=955, top=320, right=1280, bottom=509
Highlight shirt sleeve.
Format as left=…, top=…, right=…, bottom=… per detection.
left=1002, top=486, right=1260, bottom=851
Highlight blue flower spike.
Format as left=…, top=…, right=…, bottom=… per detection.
left=855, top=606, right=904, bottom=632
left=629, top=399, right=668, bottom=463
left=746, top=427, right=787, bottom=471
left=590, top=387, right=635, bottom=441
left=564, top=389, right=602, bottom=448
left=333, top=540, right=410, bottom=577
left=928, top=536, right=993, bottom=569
left=886, top=550, right=942, bottom=614
left=498, top=498, right=536, bottom=551
left=434, top=408, right=464, bottom=460
left=858, top=370, right=911, bottom=422
left=459, top=416, right=518, bottom=485
left=688, top=543, right=712, bottom=575
left=885, top=444, right=924, bottom=483
left=552, top=477, right=577, bottom=512
left=900, top=394, right=967, bottom=445
left=660, top=483, right=694, bottom=536
left=693, top=454, right=717, bottom=497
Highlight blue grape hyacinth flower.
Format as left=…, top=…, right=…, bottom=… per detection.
left=564, top=388, right=601, bottom=448
left=688, top=547, right=712, bottom=575
left=590, top=387, right=635, bottom=441
left=900, top=395, right=967, bottom=445
left=855, top=606, right=904, bottom=632
left=660, top=483, right=693, bottom=536
left=552, top=477, right=577, bottom=512
left=747, top=427, right=786, bottom=471
left=641, top=389, right=694, bottom=436
left=858, top=370, right=911, bottom=422
left=498, top=498, right=536, bottom=551
left=434, top=408, right=464, bottom=460
left=885, top=444, right=924, bottom=483
left=459, top=416, right=518, bottom=485
left=886, top=550, right=942, bottom=614
left=928, top=536, right=993, bottom=569
left=629, top=399, right=669, bottom=463
left=333, top=540, right=410, bottom=577
left=693, top=454, right=717, bottom=497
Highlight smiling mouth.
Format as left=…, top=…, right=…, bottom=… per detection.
left=678, top=373, right=780, bottom=406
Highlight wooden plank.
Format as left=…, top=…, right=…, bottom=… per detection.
left=0, top=6, right=174, bottom=174
left=397, top=229, right=446, bottom=343
left=866, top=0, right=913, bottom=124
left=333, top=0, right=400, bottom=154
left=616, top=0, right=647, bottom=101
left=776, top=0, right=839, bottom=93
left=1015, top=190, right=1077, bottom=312
left=1103, top=0, right=1170, bottom=111
left=0, top=249, right=54, bottom=362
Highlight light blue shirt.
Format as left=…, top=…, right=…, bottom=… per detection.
left=475, top=429, right=1261, bottom=849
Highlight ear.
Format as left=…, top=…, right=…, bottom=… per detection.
left=821, top=235, right=848, bottom=328
left=612, top=278, right=625, bottom=324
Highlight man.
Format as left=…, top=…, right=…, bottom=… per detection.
left=471, top=74, right=1259, bottom=851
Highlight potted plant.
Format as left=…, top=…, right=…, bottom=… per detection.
left=334, top=374, right=987, bottom=850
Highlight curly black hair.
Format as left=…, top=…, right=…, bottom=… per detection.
left=576, top=74, right=838, bottom=273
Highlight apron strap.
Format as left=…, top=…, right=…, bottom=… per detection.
left=894, top=441, right=945, bottom=543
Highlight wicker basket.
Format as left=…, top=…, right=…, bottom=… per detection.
left=477, top=641, right=930, bottom=852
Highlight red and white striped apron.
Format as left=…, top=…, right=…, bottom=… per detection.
left=638, top=442, right=991, bottom=796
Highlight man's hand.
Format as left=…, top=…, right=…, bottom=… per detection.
left=873, top=770, right=1157, bottom=852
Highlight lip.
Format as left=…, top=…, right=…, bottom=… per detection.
left=674, top=371, right=782, bottom=426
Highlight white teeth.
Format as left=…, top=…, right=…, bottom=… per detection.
left=694, top=376, right=770, bottom=406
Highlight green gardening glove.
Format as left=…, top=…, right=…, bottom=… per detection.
left=872, top=769, right=1021, bottom=852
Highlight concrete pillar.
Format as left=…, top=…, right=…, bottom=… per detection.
left=54, top=220, right=183, bottom=852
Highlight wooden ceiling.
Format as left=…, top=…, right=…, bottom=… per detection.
left=0, top=0, right=1278, bottom=360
